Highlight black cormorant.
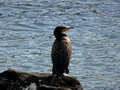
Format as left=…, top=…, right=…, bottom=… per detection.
left=49, top=26, right=74, bottom=86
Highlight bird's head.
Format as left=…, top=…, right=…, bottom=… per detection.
left=54, top=26, right=74, bottom=39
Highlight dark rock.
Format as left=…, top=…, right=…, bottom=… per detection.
left=0, top=69, right=83, bottom=90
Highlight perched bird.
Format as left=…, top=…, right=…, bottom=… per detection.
left=49, top=26, right=74, bottom=86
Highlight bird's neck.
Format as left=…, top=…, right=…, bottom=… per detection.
left=55, top=33, right=67, bottom=40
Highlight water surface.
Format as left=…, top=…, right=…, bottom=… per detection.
left=0, top=0, right=120, bottom=89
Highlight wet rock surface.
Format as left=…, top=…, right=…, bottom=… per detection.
left=0, top=69, right=83, bottom=90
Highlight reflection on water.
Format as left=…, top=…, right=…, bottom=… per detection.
left=0, top=0, right=120, bottom=89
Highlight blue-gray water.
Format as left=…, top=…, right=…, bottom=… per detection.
left=0, top=0, right=120, bottom=89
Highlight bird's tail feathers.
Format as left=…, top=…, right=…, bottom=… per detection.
left=49, top=74, right=57, bottom=86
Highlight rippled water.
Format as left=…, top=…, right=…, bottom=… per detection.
left=0, top=0, right=120, bottom=89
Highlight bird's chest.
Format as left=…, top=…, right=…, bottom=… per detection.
left=52, top=37, right=71, bottom=55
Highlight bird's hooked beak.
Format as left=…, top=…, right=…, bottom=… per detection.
left=62, top=27, right=74, bottom=32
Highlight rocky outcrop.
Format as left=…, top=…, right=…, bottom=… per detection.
left=0, top=69, right=83, bottom=90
